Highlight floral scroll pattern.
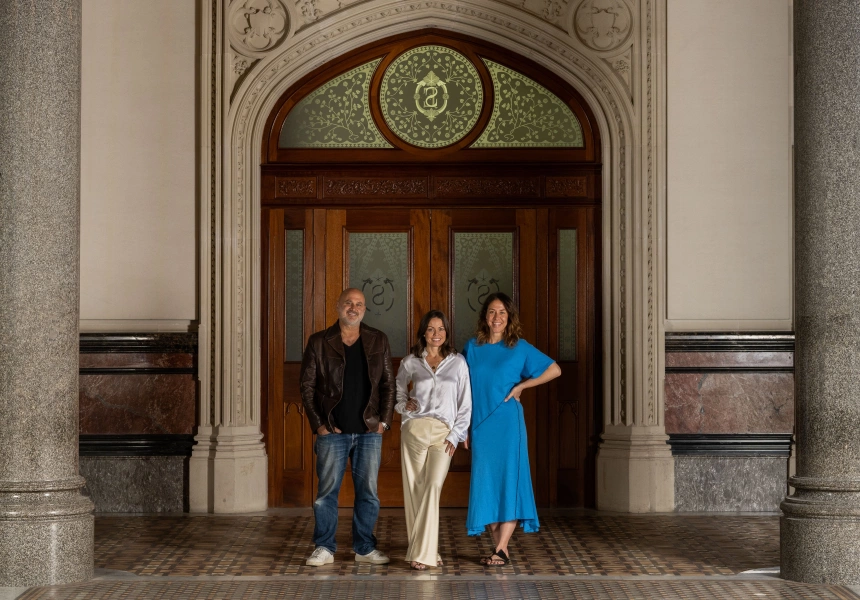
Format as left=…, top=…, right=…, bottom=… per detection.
left=474, top=60, right=584, bottom=148
left=279, top=59, right=392, bottom=148
left=379, top=45, right=483, bottom=149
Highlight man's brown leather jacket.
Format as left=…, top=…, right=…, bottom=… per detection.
left=300, top=322, right=395, bottom=434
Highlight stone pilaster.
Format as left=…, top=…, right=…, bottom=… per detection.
left=0, top=0, right=94, bottom=586
left=188, top=0, right=268, bottom=514
left=781, top=0, right=860, bottom=585
left=595, top=0, right=674, bottom=513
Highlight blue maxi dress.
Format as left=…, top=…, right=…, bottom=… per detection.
left=462, top=338, right=555, bottom=536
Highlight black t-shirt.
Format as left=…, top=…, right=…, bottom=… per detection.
left=332, top=339, right=371, bottom=433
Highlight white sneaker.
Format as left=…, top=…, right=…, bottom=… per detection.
left=355, top=548, right=390, bottom=564
left=306, top=547, right=334, bottom=566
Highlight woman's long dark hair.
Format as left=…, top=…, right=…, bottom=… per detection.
left=475, top=292, right=523, bottom=348
left=411, top=310, right=456, bottom=358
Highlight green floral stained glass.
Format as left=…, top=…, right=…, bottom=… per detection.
left=379, top=45, right=483, bottom=149
left=452, top=232, right=514, bottom=351
left=473, top=60, right=584, bottom=148
left=279, top=59, right=392, bottom=148
left=349, top=232, right=409, bottom=356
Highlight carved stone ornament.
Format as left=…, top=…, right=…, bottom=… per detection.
left=605, top=46, right=633, bottom=97
left=497, top=0, right=572, bottom=26
left=228, top=0, right=288, bottom=56
left=574, top=0, right=632, bottom=52
left=232, top=55, right=253, bottom=76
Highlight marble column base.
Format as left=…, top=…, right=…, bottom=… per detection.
left=189, top=426, right=268, bottom=513
left=0, top=479, right=94, bottom=586
left=781, top=478, right=860, bottom=585
left=596, top=425, right=675, bottom=512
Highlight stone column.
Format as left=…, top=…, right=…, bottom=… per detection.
left=781, top=0, right=860, bottom=585
left=0, top=0, right=93, bottom=586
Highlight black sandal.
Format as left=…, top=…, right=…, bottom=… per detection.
left=483, top=548, right=510, bottom=566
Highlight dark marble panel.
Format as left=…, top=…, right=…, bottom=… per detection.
left=666, top=352, right=793, bottom=369
left=674, top=456, right=788, bottom=512
left=665, top=372, right=794, bottom=434
left=80, top=374, right=196, bottom=435
left=80, top=332, right=197, bottom=353
left=665, top=332, right=794, bottom=352
left=80, top=457, right=187, bottom=513
left=79, top=353, right=194, bottom=369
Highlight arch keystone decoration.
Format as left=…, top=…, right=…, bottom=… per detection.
left=192, top=0, right=671, bottom=514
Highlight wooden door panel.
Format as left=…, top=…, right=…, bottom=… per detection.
left=326, top=209, right=430, bottom=507
left=265, top=208, right=316, bottom=508
left=264, top=204, right=599, bottom=508
left=548, top=207, right=596, bottom=507
left=432, top=209, right=536, bottom=505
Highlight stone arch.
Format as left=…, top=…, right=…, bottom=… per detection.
left=191, top=0, right=670, bottom=513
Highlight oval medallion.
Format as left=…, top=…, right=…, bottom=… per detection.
left=379, top=45, right=483, bottom=149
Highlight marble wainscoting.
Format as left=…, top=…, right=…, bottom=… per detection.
left=665, top=371, right=794, bottom=434
left=80, top=456, right=188, bottom=513
left=665, top=333, right=794, bottom=512
left=674, top=456, right=788, bottom=512
left=79, top=333, right=197, bottom=513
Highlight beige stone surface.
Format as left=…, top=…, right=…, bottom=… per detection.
left=80, top=0, right=196, bottom=323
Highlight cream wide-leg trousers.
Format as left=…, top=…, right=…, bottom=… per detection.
left=400, top=417, right=453, bottom=566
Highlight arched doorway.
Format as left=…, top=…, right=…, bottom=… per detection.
left=260, top=30, right=602, bottom=508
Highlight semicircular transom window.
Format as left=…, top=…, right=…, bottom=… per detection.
left=473, top=59, right=583, bottom=148
left=278, top=47, right=584, bottom=150
left=279, top=59, right=392, bottom=149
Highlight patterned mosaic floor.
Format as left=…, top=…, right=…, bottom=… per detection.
left=90, top=511, right=779, bottom=577
left=10, top=512, right=860, bottom=599
left=16, top=578, right=860, bottom=600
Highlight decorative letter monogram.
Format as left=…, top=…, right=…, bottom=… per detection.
left=415, top=71, right=449, bottom=121
left=380, top=45, right=482, bottom=149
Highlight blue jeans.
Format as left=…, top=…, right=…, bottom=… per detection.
left=313, top=432, right=382, bottom=555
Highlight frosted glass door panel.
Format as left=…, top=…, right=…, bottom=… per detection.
left=453, top=232, right=514, bottom=351
left=348, top=232, right=409, bottom=356
left=285, top=230, right=304, bottom=362
left=558, top=229, right=577, bottom=361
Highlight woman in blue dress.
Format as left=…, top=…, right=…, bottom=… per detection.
left=462, top=292, right=561, bottom=566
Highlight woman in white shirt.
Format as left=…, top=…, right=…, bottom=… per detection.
left=395, top=310, right=472, bottom=570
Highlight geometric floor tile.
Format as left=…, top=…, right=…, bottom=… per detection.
left=90, top=511, right=781, bottom=577
left=17, top=579, right=860, bottom=600
left=11, top=511, right=860, bottom=600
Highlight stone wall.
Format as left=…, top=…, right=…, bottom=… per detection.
left=78, top=333, right=197, bottom=512
left=665, top=333, right=793, bottom=512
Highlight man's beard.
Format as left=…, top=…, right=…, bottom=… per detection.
left=340, top=313, right=362, bottom=326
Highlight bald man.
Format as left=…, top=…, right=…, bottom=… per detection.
left=300, top=288, right=395, bottom=566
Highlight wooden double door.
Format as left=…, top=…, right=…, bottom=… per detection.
left=263, top=206, right=598, bottom=508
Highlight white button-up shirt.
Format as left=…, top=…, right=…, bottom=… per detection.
left=395, top=350, right=472, bottom=445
